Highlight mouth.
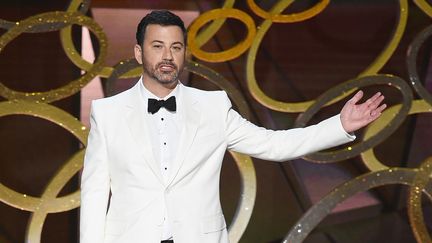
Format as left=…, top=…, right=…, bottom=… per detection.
left=158, top=64, right=176, bottom=72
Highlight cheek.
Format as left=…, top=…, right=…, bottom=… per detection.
left=143, top=58, right=156, bottom=70
left=174, top=53, right=185, bottom=66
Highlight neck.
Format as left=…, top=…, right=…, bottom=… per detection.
left=142, top=76, right=178, bottom=98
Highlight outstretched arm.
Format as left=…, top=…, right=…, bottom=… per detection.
left=340, top=90, right=387, bottom=133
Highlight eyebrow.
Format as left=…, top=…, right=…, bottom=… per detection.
left=151, top=40, right=184, bottom=46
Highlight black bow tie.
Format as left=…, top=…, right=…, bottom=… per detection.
left=147, top=96, right=176, bottom=114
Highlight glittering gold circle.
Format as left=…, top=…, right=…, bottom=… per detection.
left=60, top=26, right=142, bottom=79
left=66, top=0, right=91, bottom=13
left=296, top=74, right=413, bottom=162
left=0, top=101, right=87, bottom=242
left=407, top=24, right=432, bottom=106
left=247, top=0, right=329, bottom=23
left=408, top=157, right=432, bottom=243
left=194, top=0, right=236, bottom=47
left=0, top=0, right=91, bottom=33
left=361, top=99, right=432, bottom=171
left=26, top=150, right=84, bottom=242
left=187, top=8, right=256, bottom=62
left=413, top=0, right=432, bottom=17
left=246, top=0, right=408, bottom=113
left=0, top=11, right=107, bottom=103
left=284, top=167, right=432, bottom=242
left=357, top=0, right=408, bottom=77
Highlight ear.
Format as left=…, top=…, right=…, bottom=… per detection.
left=134, top=44, right=143, bottom=64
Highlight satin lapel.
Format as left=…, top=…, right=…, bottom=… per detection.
left=166, top=86, right=200, bottom=187
left=124, top=83, right=165, bottom=186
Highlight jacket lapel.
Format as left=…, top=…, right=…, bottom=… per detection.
left=124, top=82, right=165, bottom=186
left=166, top=85, right=200, bottom=187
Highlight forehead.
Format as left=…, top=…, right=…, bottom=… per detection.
left=144, top=24, right=184, bottom=44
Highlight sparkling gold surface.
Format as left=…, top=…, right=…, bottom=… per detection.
left=247, top=0, right=329, bottom=23
left=246, top=0, right=408, bottom=113
left=0, top=0, right=431, bottom=242
left=284, top=165, right=432, bottom=242
left=361, top=99, right=432, bottom=171
left=407, top=24, right=432, bottom=106
left=194, top=0, right=236, bottom=47
left=414, top=0, right=432, bottom=17
left=0, top=101, right=87, bottom=242
left=408, top=157, right=432, bottom=243
left=0, top=11, right=107, bottom=103
left=187, top=8, right=256, bottom=62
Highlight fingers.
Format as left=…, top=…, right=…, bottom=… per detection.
left=364, top=92, right=386, bottom=121
left=366, top=92, right=384, bottom=110
left=349, top=90, right=364, bottom=105
left=373, top=103, right=387, bottom=116
left=369, top=104, right=386, bottom=121
left=364, top=92, right=381, bottom=107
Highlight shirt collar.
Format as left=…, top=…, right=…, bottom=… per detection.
left=139, top=76, right=180, bottom=101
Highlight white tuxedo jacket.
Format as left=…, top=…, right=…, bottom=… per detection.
left=80, top=81, right=354, bottom=243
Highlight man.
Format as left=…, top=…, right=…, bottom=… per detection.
left=80, top=10, right=386, bottom=243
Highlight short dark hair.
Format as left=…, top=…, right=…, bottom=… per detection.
left=136, top=10, right=187, bottom=47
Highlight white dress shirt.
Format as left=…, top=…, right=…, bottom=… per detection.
left=139, top=80, right=181, bottom=240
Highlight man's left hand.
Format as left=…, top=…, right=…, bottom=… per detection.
left=340, top=90, right=386, bottom=133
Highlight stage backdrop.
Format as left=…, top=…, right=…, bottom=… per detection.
left=0, top=0, right=431, bottom=242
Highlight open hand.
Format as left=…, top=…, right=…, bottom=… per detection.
left=340, top=90, right=386, bottom=133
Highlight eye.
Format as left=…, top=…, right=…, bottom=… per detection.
left=172, top=46, right=182, bottom=51
left=153, top=45, right=162, bottom=49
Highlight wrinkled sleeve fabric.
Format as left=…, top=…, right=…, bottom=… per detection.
left=223, top=92, right=355, bottom=161
left=80, top=101, right=110, bottom=243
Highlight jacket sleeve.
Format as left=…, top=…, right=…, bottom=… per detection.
left=223, top=92, right=355, bottom=161
left=80, top=101, right=110, bottom=243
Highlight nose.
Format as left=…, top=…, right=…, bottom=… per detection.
left=162, top=47, right=173, bottom=61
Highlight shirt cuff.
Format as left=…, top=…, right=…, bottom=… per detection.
left=336, top=114, right=356, bottom=141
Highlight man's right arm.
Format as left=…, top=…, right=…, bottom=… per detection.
left=80, top=101, right=110, bottom=243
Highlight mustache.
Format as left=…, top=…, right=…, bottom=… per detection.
left=157, top=61, right=177, bottom=70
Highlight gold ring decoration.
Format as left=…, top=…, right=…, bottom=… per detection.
left=295, top=74, right=413, bottom=162
left=66, top=0, right=91, bottom=13
left=26, top=150, right=84, bottom=242
left=104, top=59, right=256, bottom=242
left=247, top=0, right=329, bottom=23
left=59, top=0, right=141, bottom=79
left=104, top=58, right=142, bottom=97
left=408, top=157, right=432, bottom=243
left=413, top=0, right=432, bottom=17
left=357, top=0, right=408, bottom=77
left=0, top=0, right=91, bottom=32
left=0, top=100, right=88, bottom=242
left=246, top=0, right=408, bottom=113
left=60, top=0, right=141, bottom=80
left=60, top=28, right=142, bottom=79
left=187, top=8, right=256, bottom=62
left=407, top=24, right=432, bottom=106
left=284, top=166, right=432, bottom=242
left=361, top=99, right=432, bottom=171
left=0, top=11, right=107, bottom=103
left=194, top=0, right=236, bottom=47
left=227, top=152, right=256, bottom=243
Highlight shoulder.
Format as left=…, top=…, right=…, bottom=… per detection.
left=181, top=84, right=229, bottom=103
left=91, top=82, right=138, bottom=109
